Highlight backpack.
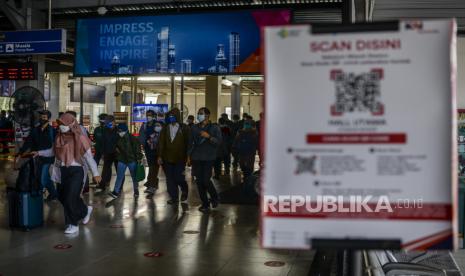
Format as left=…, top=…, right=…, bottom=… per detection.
left=235, top=131, right=257, bottom=155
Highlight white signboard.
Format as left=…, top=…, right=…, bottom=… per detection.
left=262, top=20, right=457, bottom=250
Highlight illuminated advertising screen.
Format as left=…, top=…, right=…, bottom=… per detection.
left=133, top=104, right=169, bottom=123
left=70, top=82, right=106, bottom=104
left=75, top=10, right=290, bottom=76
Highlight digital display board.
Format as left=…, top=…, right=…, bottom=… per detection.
left=133, top=104, right=168, bottom=122
left=70, top=82, right=106, bottom=104
left=0, top=63, right=37, bottom=80
left=75, top=10, right=291, bottom=76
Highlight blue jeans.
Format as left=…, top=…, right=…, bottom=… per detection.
left=41, top=163, right=57, bottom=198
left=113, top=162, right=138, bottom=194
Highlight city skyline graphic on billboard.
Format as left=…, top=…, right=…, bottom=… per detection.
left=75, top=10, right=290, bottom=76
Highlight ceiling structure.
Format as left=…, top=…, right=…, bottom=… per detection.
left=0, top=0, right=463, bottom=73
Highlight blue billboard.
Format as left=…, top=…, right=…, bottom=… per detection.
left=75, top=10, right=291, bottom=76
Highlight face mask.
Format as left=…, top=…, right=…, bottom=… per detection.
left=197, top=114, right=205, bottom=123
left=147, top=116, right=154, bottom=122
left=155, top=126, right=162, bottom=132
left=167, top=116, right=177, bottom=124
left=243, top=123, right=252, bottom=130
left=118, top=131, right=126, bottom=137
left=106, top=122, right=113, bottom=129
left=59, top=125, right=70, bottom=133
left=99, top=120, right=105, bottom=124
left=40, top=119, right=49, bottom=125
left=157, top=116, right=164, bottom=122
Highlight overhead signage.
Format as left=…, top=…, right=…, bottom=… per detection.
left=74, top=10, right=291, bottom=76
left=0, top=29, right=66, bottom=55
left=262, top=20, right=457, bottom=250
left=0, top=63, right=37, bottom=80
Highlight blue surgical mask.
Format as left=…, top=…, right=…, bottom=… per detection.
left=155, top=126, right=162, bottom=132
left=167, top=116, right=177, bottom=124
left=106, top=122, right=113, bottom=129
left=244, top=123, right=252, bottom=129
left=197, top=114, right=205, bottom=123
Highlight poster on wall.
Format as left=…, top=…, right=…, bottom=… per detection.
left=74, top=10, right=290, bottom=76
left=263, top=20, right=457, bottom=250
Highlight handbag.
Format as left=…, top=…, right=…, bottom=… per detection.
left=135, top=163, right=145, bottom=182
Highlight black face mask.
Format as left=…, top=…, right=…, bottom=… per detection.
left=40, top=119, right=49, bottom=125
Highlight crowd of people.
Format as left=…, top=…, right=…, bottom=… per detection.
left=17, top=107, right=261, bottom=235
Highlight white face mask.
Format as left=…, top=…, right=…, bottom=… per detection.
left=59, top=125, right=70, bottom=133
left=147, top=116, right=154, bottom=122
left=118, top=131, right=126, bottom=137
left=197, top=114, right=205, bottom=123
left=155, top=126, right=162, bottom=132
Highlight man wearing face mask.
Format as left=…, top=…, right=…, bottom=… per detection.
left=98, top=115, right=121, bottom=191
left=232, top=119, right=258, bottom=180
left=109, top=123, right=143, bottom=198
left=93, top=113, right=108, bottom=166
left=188, top=107, right=222, bottom=213
left=138, top=110, right=162, bottom=195
left=19, top=110, right=58, bottom=201
left=157, top=108, right=190, bottom=205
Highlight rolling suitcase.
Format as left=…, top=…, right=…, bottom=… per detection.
left=7, top=188, right=44, bottom=231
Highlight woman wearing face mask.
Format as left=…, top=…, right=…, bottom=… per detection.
left=109, top=123, right=143, bottom=199
left=232, top=119, right=258, bottom=181
left=48, top=113, right=101, bottom=235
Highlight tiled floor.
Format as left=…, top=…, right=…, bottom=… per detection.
left=0, top=158, right=463, bottom=275
left=0, top=160, right=313, bottom=276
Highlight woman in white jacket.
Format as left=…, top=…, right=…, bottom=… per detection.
left=47, top=113, right=101, bottom=234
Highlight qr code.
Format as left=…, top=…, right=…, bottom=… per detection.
left=330, top=69, right=384, bottom=116
left=295, top=155, right=317, bottom=175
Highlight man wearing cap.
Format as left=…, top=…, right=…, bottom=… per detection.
left=109, top=123, right=143, bottom=198
left=19, top=110, right=58, bottom=201
left=93, top=113, right=108, bottom=166
left=98, top=115, right=121, bottom=191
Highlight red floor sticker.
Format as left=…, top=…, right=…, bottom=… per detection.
left=264, top=261, right=285, bottom=267
left=144, top=252, right=163, bottom=258
left=54, top=244, right=72, bottom=250
left=183, top=230, right=200, bottom=234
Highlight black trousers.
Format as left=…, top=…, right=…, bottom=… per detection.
left=100, top=153, right=123, bottom=188
left=163, top=161, right=188, bottom=201
left=58, top=166, right=87, bottom=226
left=192, top=160, right=218, bottom=208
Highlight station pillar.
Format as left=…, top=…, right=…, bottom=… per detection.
left=205, top=76, right=221, bottom=122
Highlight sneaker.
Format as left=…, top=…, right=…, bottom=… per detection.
left=82, top=206, right=93, bottom=225
left=108, top=191, right=119, bottom=199
left=167, top=199, right=179, bottom=205
left=198, top=206, right=210, bottom=213
left=180, top=192, right=188, bottom=202
left=145, top=187, right=156, bottom=195
left=64, top=225, right=79, bottom=234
